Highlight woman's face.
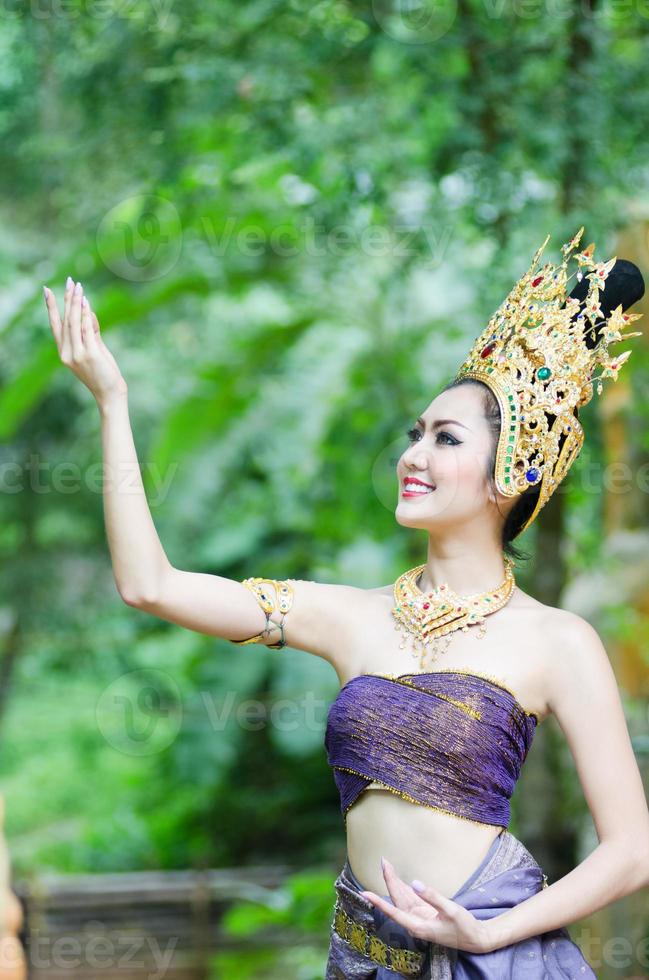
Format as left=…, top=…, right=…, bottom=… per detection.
left=395, top=383, right=502, bottom=534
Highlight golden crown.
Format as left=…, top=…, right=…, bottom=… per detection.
left=454, top=227, right=643, bottom=533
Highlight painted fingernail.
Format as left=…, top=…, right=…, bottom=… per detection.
left=82, top=296, right=88, bottom=308
left=66, top=276, right=73, bottom=289
left=74, top=281, right=82, bottom=294
left=43, top=286, right=49, bottom=299
left=411, top=879, right=426, bottom=892
left=381, top=856, right=387, bottom=869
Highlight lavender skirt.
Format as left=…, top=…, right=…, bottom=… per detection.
left=325, top=829, right=596, bottom=978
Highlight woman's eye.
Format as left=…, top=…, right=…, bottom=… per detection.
left=436, top=431, right=459, bottom=445
left=405, top=427, right=459, bottom=446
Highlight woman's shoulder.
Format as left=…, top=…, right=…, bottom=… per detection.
left=511, top=587, right=598, bottom=636
left=511, top=589, right=607, bottom=693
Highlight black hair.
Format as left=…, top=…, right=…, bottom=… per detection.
left=440, top=256, right=645, bottom=561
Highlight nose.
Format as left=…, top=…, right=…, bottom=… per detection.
left=400, top=444, right=430, bottom=475
left=402, top=441, right=429, bottom=466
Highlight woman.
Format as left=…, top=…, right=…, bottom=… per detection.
left=42, top=228, right=649, bottom=978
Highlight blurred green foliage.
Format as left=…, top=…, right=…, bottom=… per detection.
left=210, top=869, right=332, bottom=979
left=1, top=3, right=649, bottom=975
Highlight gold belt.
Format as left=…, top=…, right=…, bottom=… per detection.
left=332, top=898, right=425, bottom=976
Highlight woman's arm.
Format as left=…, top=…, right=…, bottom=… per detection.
left=138, top=571, right=371, bottom=666
left=98, top=401, right=371, bottom=658
left=483, top=611, right=649, bottom=953
left=98, top=401, right=370, bottom=661
left=97, top=391, right=170, bottom=604
left=44, top=281, right=372, bottom=672
left=44, top=279, right=166, bottom=603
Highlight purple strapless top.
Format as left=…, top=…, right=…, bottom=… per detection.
left=324, top=670, right=538, bottom=829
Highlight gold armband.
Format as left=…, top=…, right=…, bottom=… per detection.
left=231, top=577, right=295, bottom=649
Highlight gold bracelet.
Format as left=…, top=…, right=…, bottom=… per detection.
left=230, top=577, right=295, bottom=649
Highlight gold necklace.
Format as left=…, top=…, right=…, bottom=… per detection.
left=390, top=556, right=516, bottom=671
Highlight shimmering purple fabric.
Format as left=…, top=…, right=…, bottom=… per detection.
left=324, top=671, right=538, bottom=828
left=326, top=829, right=597, bottom=978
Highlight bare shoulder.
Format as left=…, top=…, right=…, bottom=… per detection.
left=500, top=588, right=604, bottom=702
left=535, top=599, right=605, bottom=654
left=517, top=593, right=612, bottom=713
left=511, top=586, right=596, bottom=636
left=517, top=589, right=603, bottom=659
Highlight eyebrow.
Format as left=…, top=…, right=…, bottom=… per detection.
left=416, top=417, right=470, bottom=431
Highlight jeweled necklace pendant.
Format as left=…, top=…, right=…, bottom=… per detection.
left=390, top=557, right=516, bottom=671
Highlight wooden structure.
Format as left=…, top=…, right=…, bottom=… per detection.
left=13, top=864, right=322, bottom=979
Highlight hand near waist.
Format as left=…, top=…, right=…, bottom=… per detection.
left=359, top=856, right=492, bottom=954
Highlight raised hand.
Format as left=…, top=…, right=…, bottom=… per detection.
left=43, top=277, right=128, bottom=404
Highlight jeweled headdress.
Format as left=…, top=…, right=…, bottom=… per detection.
left=454, top=227, right=645, bottom=532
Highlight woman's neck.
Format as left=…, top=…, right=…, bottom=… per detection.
left=416, top=543, right=509, bottom=595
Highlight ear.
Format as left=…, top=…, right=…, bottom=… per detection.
left=490, top=484, right=517, bottom=518
left=486, top=475, right=504, bottom=506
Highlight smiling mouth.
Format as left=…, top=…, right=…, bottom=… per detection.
left=401, top=480, right=436, bottom=495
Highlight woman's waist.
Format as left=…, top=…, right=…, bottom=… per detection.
left=345, top=789, right=505, bottom=896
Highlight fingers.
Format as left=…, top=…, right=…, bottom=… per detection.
left=81, top=296, right=97, bottom=353
left=381, top=858, right=451, bottom=918
left=50, top=278, right=94, bottom=358
left=359, top=890, right=418, bottom=932
left=410, top=879, right=455, bottom=916
left=60, top=276, right=74, bottom=353
left=380, top=857, right=421, bottom=911
left=69, top=281, right=84, bottom=360
left=63, top=275, right=74, bottom=335
left=43, top=286, right=63, bottom=349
